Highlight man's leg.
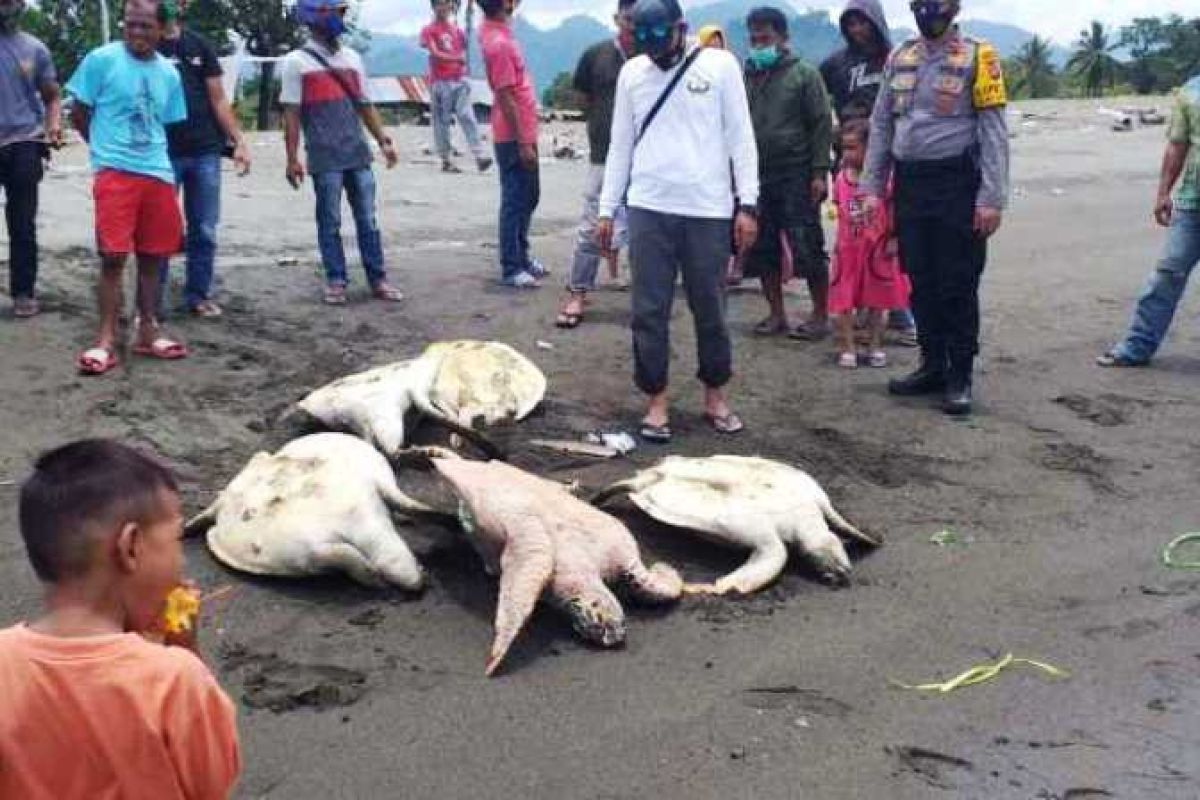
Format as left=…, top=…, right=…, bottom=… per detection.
left=452, top=81, right=488, bottom=165
left=745, top=190, right=786, bottom=332
left=313, top=171, right=349, bottom=288
left=345, top=167, right=388, bottom=287
left=2, top=142, right=43, bottom=306
left=566, top=164, right=605, bottom=293
left=494, top=142, right=529, bottom=283
left=788, top=183, right=831, bottom=336
left=680, top=215, right=736, bottom=421
left=97, top=256, right=126, bottom=350
left=158, top=156, right=189, bottom=314
left=182, top=154, right=222, bottom=311
left=891, top=172, right=947, bottom=395
left=1110, top=210, right=1200, bottom=363
left=432, top=82, right=454, bottom=167
left=520, top=155, right=541, bottom=273
left=135, top=255, right=166, bottom=345
left=629, top=208, right=680, bottom=420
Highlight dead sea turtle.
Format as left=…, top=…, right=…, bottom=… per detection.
left=187, top=433, right=439, bottom=590
left=414, top=450, right=682, bottom=676
left=595, top=455, right=882, bottom=594
left=293, top=341, right=546, bottom=458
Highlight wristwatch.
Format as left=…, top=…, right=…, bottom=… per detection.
left=736, top=204, right=759, bottom=219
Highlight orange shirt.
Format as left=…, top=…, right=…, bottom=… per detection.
left=0, top=625, right=241, bottom=800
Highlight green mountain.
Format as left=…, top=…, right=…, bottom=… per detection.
left=362, top=4, right=1064, bottom=90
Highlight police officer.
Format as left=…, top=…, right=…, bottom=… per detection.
left=863, top=0, right=1008, bottom=415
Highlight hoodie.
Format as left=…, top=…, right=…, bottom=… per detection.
left=819, top=0, right=892, bottom=123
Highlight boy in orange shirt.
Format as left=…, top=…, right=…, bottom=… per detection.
left=0, top=439, right=241, bottom=800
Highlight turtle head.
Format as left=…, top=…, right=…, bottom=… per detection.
left=561, top=591, right=627, bottom=647
left=804, top=537, right=853, bottom=587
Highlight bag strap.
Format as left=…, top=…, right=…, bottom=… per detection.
left=303, top=46, right=363, bottom=103
left=634, top=46, right=703, bottom=147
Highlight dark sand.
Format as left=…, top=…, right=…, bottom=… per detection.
left=0, top=100, right=1197, bottom=799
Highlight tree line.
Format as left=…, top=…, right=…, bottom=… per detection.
left=1008, top=15, right=1200, bottom=100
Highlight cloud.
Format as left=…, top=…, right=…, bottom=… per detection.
left=362, top=0, right=1199, bottom=45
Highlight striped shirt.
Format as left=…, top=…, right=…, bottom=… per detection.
left=280, top=40, right=372, bottom=174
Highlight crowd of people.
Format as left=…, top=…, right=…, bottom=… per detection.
left=0, top=0, right=1198, bottom=795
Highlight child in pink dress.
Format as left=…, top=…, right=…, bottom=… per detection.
left=828, top=120, right=910, bottom=368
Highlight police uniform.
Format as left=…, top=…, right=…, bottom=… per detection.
left=864, top=27, right=1009, bottom=409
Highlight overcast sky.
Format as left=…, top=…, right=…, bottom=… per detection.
left=360, top=0, right=1200, bottom=47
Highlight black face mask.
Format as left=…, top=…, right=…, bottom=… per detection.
left=651, top=45, right=684, bottom=70
left=911, top=1, right=955, bottom=39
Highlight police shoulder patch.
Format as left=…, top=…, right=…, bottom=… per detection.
left=972, top=42, right=1007, bottom=109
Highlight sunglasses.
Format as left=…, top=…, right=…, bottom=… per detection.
left=634, top=24, right=673, bottom=43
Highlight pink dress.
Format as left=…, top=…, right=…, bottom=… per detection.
left=828, top=171, right=910, bottom=314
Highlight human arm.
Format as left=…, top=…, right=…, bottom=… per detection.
left=165, top=657, right=243, bottom=800
left=862, top=58, right=895, bottom=201
left=973, top=104, right=1008, bottom=237
left=597, top=67, right=636, bottom=250
left=572, top=47, right=594, bottom=115
left=494, top=87, right=536, bottom=169
left=34, top=47, right=63, bottom=147
left=1156, top=97, right=1194, bottom=227
left=283, top=106, right=304, bottom=187
left=803, top=65, right=833, bottom=206
left=722, top=55, right=760, bottom=253
left=357, top=104, right=398, bottom=168
left=204, top=78, right=250, bottom=174
left=70, top=102, right=91, bottom=143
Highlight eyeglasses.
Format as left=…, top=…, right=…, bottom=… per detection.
left=634, top=24, right=672, bottom=43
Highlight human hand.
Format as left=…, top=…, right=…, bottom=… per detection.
left=519, top=143, right=538, bottom=171
left=973, top=206, right=1003, bottom=238
left=734, top=211, right=759, bottom=255
left=863, top=194, right=882, bottom=224
left=885, top=237, right=899, bottom=258
left=1154, top=193, right=1173, bottom=227
left=381, top=137, right=399, bottom=169
left=810, top=175, right=829, bottom=207
left=46, top=123, right=64, bottom=149
left=596, top=217, right=615, bottom=253
left=232, top=141, right=251, bottom=176
left=286, top=159, right=306, bottom=189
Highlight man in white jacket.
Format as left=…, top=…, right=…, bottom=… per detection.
left=598, top=0, right=759, bottom=443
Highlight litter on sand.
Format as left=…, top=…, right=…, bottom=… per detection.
left=585, top=431, right=637, bottom=455
left=1161, top=533, right=1200, bottom=570
left=530, top=439, right=621, bottom=459
left=891, top=653, right=1069, bottom=693
left=536, top=340, right=555, bottom=351
left=930, top=529, right=971, bottom=547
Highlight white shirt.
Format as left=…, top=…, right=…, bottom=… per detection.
left=600, top=47, right=759, bottom=220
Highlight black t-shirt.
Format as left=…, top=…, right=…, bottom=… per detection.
left=573, top=39, right=625, bottom=165
left=158, top=29, right=225, bottom=158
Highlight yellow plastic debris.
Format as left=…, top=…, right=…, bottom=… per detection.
left=162, top=586, right=201, bottom=635
left=892, top=653, right=1069, bottom=694
left=1162, top=533, right=1200, bottom=570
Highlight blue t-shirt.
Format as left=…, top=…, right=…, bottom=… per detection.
left=66, top=43, right=186, bottom=184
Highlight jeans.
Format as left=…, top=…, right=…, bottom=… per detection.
left=431, top=80, right=485, bottom=161
left=313, top=167, right=387, bottom=287
left=628, top=207, right=733, bottom=394
left=1114, top=209, right=1200, bottom=363
left=0, top=141, right=43, bottom=299
left=569, top=163, right=628, bottom=291
left=495, top=141, right=540, bottom=281
left=894, top=154, right=987, bottom=372
left=166, top=153, right=222, bottom=309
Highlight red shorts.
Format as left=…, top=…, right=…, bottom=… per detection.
left=93, top=169, right=183, bottom=257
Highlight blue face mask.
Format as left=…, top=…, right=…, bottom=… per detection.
left=747, top=45, right=782, bottom=71
left=315, top=11, right=347, bottom=39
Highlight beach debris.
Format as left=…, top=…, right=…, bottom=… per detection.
left=529, top=439, right=620, bottom=459
left=293, top=340, right=546, bottom=458
left=1161, top=533, right=1200, bottom=570
left=585, top=431, right=637, bottom=455
left=1098, top=107, right=1133, bottom=131
left=188, top=434, right=443, bottom=590
left=276, top=256, right=300, bottom=266
left=536, top=340, right=554, bottom=351
left=1138, top=108, right=1165, bottom=125
left=595, top=456, right=882, bottom=594
left=930, top=529, right=971, bottom=547
left=417, top=450, right=682, bottom=676
left=891, top=653, right=1069, bottom=694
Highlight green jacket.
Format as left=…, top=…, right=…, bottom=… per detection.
left=745, top=54, right=833, bottom=182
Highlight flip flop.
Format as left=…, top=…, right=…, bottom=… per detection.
left=371, top=283, right=405, bottom=302
left=555, top=312, right=582, bottom=329
left=639, top=422, right=672, bottom=444
left=323, top=284, right=348, bottom=305
left=189, top=301, right=223, bottom=319
left=77, top=347, right=119, bottom=376
left=788, top=321, right=832, bottom=341
left=753, top=318, right=789, bottom=336
left=704, top=412, right=745, bottom=435
left=133, top=337, right=188, bottom=360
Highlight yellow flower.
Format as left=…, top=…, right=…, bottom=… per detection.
left=162, top=586, right=201, bottom=635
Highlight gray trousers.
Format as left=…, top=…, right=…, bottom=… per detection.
left=431, top=79, right=485, bottom=161
left=629, top=207, right=733, bottom=395
left=569, top=164, right=628, bottom=291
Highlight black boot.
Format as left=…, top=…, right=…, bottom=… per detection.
left=943, top=355, right=974, bottom=416
left=888, top=352, right=946, bottom=396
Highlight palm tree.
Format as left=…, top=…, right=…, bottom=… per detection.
left=1068, top=21, right=1121, bottom=97
left=1012, top=36, right=1057, bottom=98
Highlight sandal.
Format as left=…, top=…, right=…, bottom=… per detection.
left=371, top=282, right=405, bottom=302
left=556, top=295, right=585, bottom=329
left=838, top=352, right=859, bottom=369
left=323, top=284, right=348, bottom=305
left=788, top=320, right=832, bottom=341
left=133, top=337, right=188, bottom=360
left=13, top=297, right=39, bottom=318
left=189, top=300, right=223, bottom=319
left=867, top=350, right=888, bottom=369
left=753, top=317, right=789, bottom=336
left=639, top=421, right=673, bottom=444
left=77, top=347, right=119, bottom=376
left=704, top=412, right=745, bottom=435
left=1096, top=350, right=1147, bottom=368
